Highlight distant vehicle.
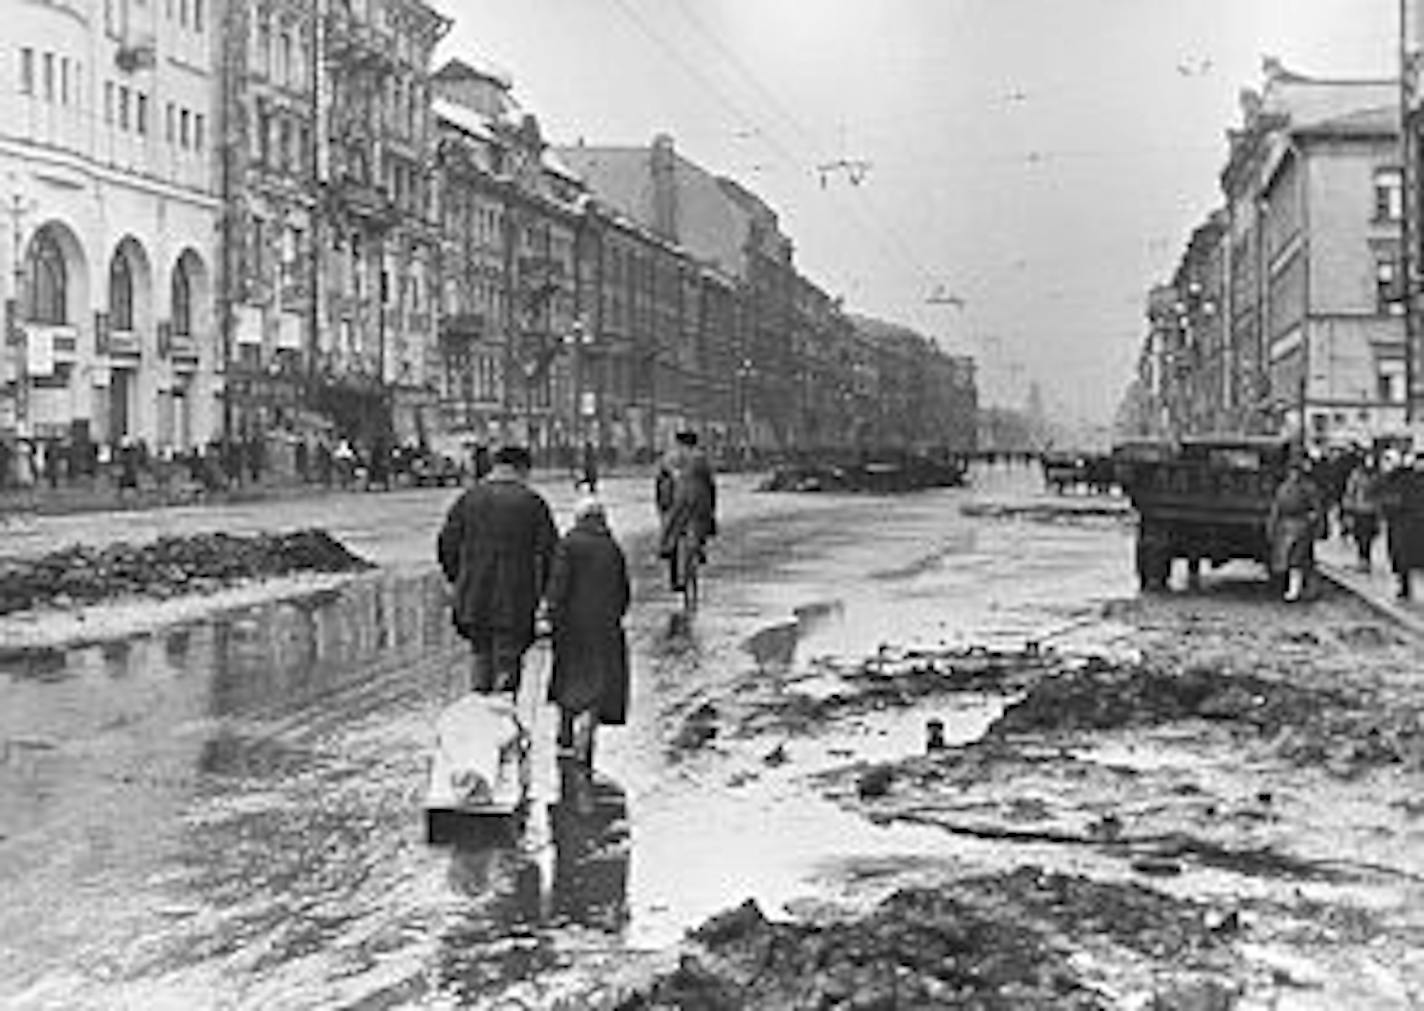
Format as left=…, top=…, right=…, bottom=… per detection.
left=1114, top=436, right=1295, bottom=591
left=410, top=451, right=464, bottom=487
left=1041, top=451, right=1116, bottom=494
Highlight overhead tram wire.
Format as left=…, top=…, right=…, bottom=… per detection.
left=667, top=0, right=945, bottom=297
left=610, top=0, right=944, bottom=302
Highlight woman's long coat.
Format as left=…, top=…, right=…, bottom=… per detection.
left=545, top=516, right=631, bottom=725
left=1266, top=471, right=1323, bottom=573
left=1379, top=468, right=1424, bottom=573
left=437, top=477, right=558, bottom=652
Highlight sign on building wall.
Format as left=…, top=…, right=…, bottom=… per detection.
left=26, top=329, right=53, bottom=377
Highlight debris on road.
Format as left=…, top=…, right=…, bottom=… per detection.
left=0, top=529, right=373, bottom=616
left=613, top=868, right=1236, bottom=1009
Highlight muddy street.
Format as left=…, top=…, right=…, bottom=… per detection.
left=2, top=466, right=1423, bottom=1007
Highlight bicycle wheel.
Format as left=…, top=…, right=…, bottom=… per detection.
left=677, top=530, right=700, bottom=611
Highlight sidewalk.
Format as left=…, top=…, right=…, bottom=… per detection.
left=0, top=464, right=666, bottom=520
left=1315, top=531, right=1424, bottom=638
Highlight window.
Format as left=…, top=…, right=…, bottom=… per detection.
left=258, top=21, right=271, bottom=78
left=109, top=250, right=134, bottom=331
left=193, top=0, right=203, bottom=32
left=180, top=108, right=190, bottom=148
left=59, top=57, right=68, bottom=104
left=118, top=84, right=130, bottom=129
left=279, top=117, right=291, bottom=170
left=165, top=101, right=174, bottom=142
left=42, top=52, right=53, bottom=101
left=25, top=227, right=67, bottom=324
left=1375, top=168, right=1404, bottom=222
left=194, top=113, right=204, bottom=151
left=1377, top=257, right=1404, bottom=315
left=177, top=0, right=186, bottom=27
left=1379, top=359, right=1405, bottom=402
left=171, top=257, right=193, bottom=336
left=104, top=81, right=114, bottom=123
left=136, top=92, right=148, bottom=134
left=251, top=215, right=265, bottom=278
left=280, top=32, right=292, bottom=85
left=19, top=47, right=33, bottom=94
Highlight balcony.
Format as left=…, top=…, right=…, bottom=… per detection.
left=324, top=10, right=396, bottom=72
left=325, top=176, right=396, bottom=230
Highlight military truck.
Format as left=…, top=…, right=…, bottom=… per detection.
left=1113, top=436, right=1296, bottom=591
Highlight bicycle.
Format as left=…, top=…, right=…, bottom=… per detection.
left=672, top=525, right=702, bottom=612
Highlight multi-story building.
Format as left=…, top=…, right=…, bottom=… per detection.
left=431, top=57, right=585, bottom=457
left=1143, top=61, right=1405, bottom=447
left=314, top=0, right=448, bottom=444
left=3, top=0, right=220, bottom=453
left=556, top=133, right=788, bottom=452
left=217, top=0, right=320, bottom=440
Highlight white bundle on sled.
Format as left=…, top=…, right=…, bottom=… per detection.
left=425, top=693, right=531, bottom=817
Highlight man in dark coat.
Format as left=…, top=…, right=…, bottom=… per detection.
left=545, top=496, right=630, bottom=768
left=437, top=444, right=559, bottom=693
left=1378, top=451, right=1424, bottom=600
left=655, top=430, right=718, bottom=589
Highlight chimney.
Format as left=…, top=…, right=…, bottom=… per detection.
left=651, top=133, right=679, bottom=242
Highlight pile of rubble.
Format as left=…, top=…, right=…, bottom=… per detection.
left=760, top=454, right=968, bottom=494
left=615, top=867, right=1234, bottom=1009
left=0, top=529, right=373, bottom=616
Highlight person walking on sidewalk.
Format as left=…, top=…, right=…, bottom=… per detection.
left=1378, top=450, right=1424, bottom=601
left=1341, top=455, right=1382, bottom=572
left=438, top=444, right=559, bottom=694
left=1267, top=454, right=1324, bottom=603
left=545, top=495, right=630, bottom=768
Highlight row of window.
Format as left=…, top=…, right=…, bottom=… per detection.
left=102, top=80, right=205, bottom=151
left=104, top=0, right=205, bottom=36
left=18, top=48, right=83, bottom=106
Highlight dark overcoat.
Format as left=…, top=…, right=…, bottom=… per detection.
left=545, top=515, right=631, bottom=725
left=1379, top=467, right=1424, bottom=573
left=655, top=446, right=718, bottom=557
left=437, top=477, right=558, bottom=651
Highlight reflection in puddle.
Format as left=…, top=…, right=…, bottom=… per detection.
left=436, top=768, right=631, bottom=1000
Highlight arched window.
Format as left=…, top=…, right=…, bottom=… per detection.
left=172, top=258, right=193, bottom=336
left=25, top=227, right=66, bottom=324
left=110, top=249, right=134, bottom=331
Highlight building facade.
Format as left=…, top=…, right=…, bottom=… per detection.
left=1132, top=61, right=1408, bottom=448
left=3, top=0, right=221, bottom=453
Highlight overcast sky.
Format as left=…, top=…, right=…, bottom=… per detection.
left=433, top=0, right=1399, bottom=428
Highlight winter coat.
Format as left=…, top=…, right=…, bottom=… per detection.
left=437, top=476, right=559, bottom=651
left=1378, top=467, right=1424, bottom=573
left=1266, top=471, right=1323, bottom=573
left=1341, top=466, right=1380, bottom=517
left=655, top=446, right=718, bottom=557
left=545, top=514, right=631, bottom=725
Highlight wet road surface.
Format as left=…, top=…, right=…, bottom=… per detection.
left=0, top=464, right=1142, bottom=1008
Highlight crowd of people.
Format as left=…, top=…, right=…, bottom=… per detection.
left=1269, top=444, right=1424, bottom=602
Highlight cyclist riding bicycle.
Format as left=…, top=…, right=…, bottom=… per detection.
left=654, top=430, right=718, bottom=592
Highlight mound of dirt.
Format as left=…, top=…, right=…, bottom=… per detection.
left=615, top=867, right=1233, bottom=1009
left=991, top=662, right=1347, bottom=738
left=0, top=529, right=373, bottom=615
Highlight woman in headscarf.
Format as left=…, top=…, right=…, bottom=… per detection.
left=1267, top=453, right=1325, bottom=602
left=545, top=495, right=631, bottom=768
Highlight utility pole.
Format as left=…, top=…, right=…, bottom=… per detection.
left=1402, top=0, right=1419, bottom=426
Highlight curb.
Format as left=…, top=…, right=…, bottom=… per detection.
left=1316, top=562, right=1424, bottom=639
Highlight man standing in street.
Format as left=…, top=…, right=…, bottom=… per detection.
left=1378, top=449, right=1424, bottom=601
left=438, top=444, right=559, bottom=693
left=655, top=429, right=718, bottom=591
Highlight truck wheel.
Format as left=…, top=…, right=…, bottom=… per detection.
left=1136, top=527, right=1172, bottom=592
